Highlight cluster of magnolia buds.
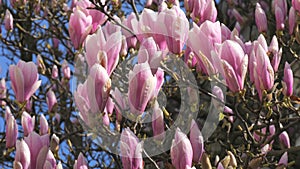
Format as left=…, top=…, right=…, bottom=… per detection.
left=5, top=105, right=61, bottom=168
left=255, top=0, right=300, bottom=35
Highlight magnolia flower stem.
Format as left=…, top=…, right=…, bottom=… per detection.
left=129, top=0, right=140, bottom=21
left=143, top=149, right=160, bottom=169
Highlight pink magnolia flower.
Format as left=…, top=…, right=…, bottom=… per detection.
left=120, top=128, right=143, bottom=169
left=189, top=120, right=204, bottom=163
left=40, top=114, right=48, bottom=135
left=128, top=62, right=157, bottom=115
left=24, top=131, right=50, bottom=169
left=249, top=35, right=280, bottom=100
left=289, top=7, right=296, bottom=35
left=278, top=152, right=288, bottom=167
left=255, top=3, right=268, bottom=33
left=269, top=35, right=282, bottom=73
left=0, top=78, right=6, bottom=106
left=171, top=128, right=193, bottom=169
left=138, top=37, right=164, bottom=72
left=131, top=9, right=167, bottom=50
left=84, top=25, right=122, bottom=76
left=273, top=0, right=287, bottom=17
left=188, top=20, right=222, bottom=75
left=157, top=6, right=189, bottom=54
left=86, top=64, right=111, bottom=114
left=105, top=97, right=114, bottom=115
left=62, top=60, right=71, bottom=80
left=75, top=0, right=107, bottom=33
left=5, top=106, right=18, bottom=148
left=50, top=134, right=59, bottom=153
left=46, top=89, right=57, bottom=112
left=292, top=0, right=300, bottom=13
left=9, top=60, right=41, bottom=103
left=282, top=62, right=293, bottom=97
left=14, top=140, right=31, bottom=169
left=4, top=9, right=13, bottom=31
left=74, top=153, right=88, bottom=169
left=215, top=40, right=248, bottom=92
left=152, top=101, right=165, bottom=141
left=279, top=131, right=290, bottom=149
left=21, top=111, right=35, bottom=136
left=51, top=65, right=58, bottom=79
left=68, top=6, right=92, bottom=49
left=251, top=45, right=275, bottom=100
left=74, top=64, right=111, bottom=126
left=189, top=0, right=217, bottom=25
left=74, top=81, right=91, bottom=124
left=42, top=150, right=57, bottom=169
left=273, top=0, right=287, bottom=30
left=122, top=13, right=138, bottom=49
left=112, top=88, right=127, bottom=123
left=275, top=5, right=285, bottom=30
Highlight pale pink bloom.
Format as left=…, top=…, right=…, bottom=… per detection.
left=269, top=35, right=282, bottom=72
left=120, top=128, right=143, bottom=169
left=275, top=5, right=285, bottom=30
left=75, top=0, right=107, bottom=33
left=46, top=89, right=57, bottom=112
left=282, top=62, right=293, bottom=97
left=278, top=152, right=288, bottom=167
left=40, top=114, right=48, bottom=135
left=279, top=131, right=290, bottom=149
left=24, top=131, right=50, bottom=169
left=252, top=45, right=274, bottom=100
left=292, top=0, right=300, bottom=13
left=215, top=40, right=248, bottom=92
left=74, top=153, right=88, bottom=169
left=5, top=106, right=18, bottom=148
left=128, top=62, right=157, bottom=115
left=4, top=9, right=13, bottom=31
left=51, top=65, right=58, bottom=79
left=74, top=64, right=111, bottom=126
left=187, top=20, right=222, bottom=75
left=9, top=60, right=41, bottom=103
left=62, top=60, right=71, bottom=80
left=190, top=0, right=217, bottom=25
left=255, top=3, right=268, bottom=33
left=138, top=37, right=164, bottom=72
left=21, top=111, right=35, bottom=136
left=14, top=140, right=31, bottom=169
left=42, top=150, right=57, bottom=169
left=152, top=101, right=165, bottom=141
left=289, top=7, right=296, bottom=35
left=68, top=7, right=92, bottom=49
left=0, top=78, right=6, bottom=106
left=84, top=25, right=122, bottom=76
left=122, top=13, right=138, bottom=49
left=157, top=6, right=189, bottom=54
left=131, top=9, right=167, bottom=50
left=171, top=128, right=193, bottom=169
left=189, top=120, right=204, bottom=163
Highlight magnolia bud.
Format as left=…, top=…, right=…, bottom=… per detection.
left=4, top=9, right=13, bottom=31
left=50, top=134, right=59, bottom=153
left=40, top=114, right=49, bottom=135
left=21, top=111, right=35, bottom=136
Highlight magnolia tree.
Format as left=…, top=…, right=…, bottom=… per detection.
left=1, top=0, right=300, bottom=168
